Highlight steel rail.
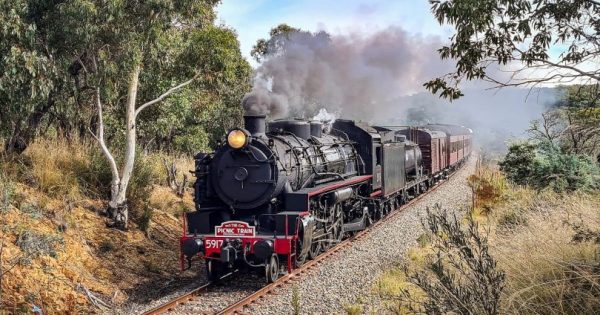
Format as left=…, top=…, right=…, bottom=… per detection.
left=143, top=159, right=467, bottom=315
left=216, top=163, right=464, bottom=315
left=142, top=271, right=236, bottom=315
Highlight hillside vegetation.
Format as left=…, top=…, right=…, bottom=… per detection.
left=349, top=85, right=600, bottom=315
left=0, top=1, right=250, bottom=312
left=0, top=139, right=196, bottom=313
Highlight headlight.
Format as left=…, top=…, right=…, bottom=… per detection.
left=227, top=129, right=249, bottom=149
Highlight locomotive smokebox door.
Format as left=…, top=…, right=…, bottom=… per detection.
left=211, top=142, right=281, bottom=209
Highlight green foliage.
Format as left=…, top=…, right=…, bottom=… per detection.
left=500, top=141, right=600, bottom=192
left=427, top=0, right=600, bottom=99
left=137, top=205, right=154, bottom=234
left=0, top=0, right=251, bottom=155
left=127, top=151, right=155, bottom=217
left=498, top=142, right=537, bottom=186
left=0, top=0, right=59, bottom=153
left=556, top=84, right=600, bottom=109
left=77, top=149, right=113, bottom=198
left=402, top=206, right=505, bottom=315
left=251, top=24, right=302, bottom=62
left=16, top=230, right=64, bottom=264
left=0, top=173, right=16, bottom=212
left=20, top=202, right=43, bottom=220
left=534, top=141, right=600, bottom=192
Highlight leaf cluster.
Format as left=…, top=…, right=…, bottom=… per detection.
left=427, top=0, right=600, bottom=99
left=499, top=140, right=600, bottom=192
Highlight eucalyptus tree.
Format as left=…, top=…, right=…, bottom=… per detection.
left=1, top=0, right=251, bottom=228
left=0, top=0, right=59, bottom=154
left=426, top=0, right=600, bottom=99
left=69, top=1, right=250, bottom=228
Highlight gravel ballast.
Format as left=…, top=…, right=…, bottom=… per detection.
left=249, top=157, right=476, bottom=315
left=126, top=157, right=475, bottom=315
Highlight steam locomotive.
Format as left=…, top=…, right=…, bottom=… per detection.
left=181, top=114, right=472, bottom=282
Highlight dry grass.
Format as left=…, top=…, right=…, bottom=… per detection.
left=23, top=138, right=94, bottom=199
left=0, top=138, right=197, bottom=313
left=145, top=153, right=195, bottom=187
left=370, top=158, right=600, bottom=315
left=490, top=193, right=600, bottom=315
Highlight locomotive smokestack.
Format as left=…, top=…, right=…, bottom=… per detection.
left=244, top=114, right=266, bottom=137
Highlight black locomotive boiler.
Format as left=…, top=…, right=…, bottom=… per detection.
left=181, top=114, right=472, bottom=282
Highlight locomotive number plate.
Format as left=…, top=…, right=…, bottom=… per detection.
left=215, top=221, right=256, bottom=237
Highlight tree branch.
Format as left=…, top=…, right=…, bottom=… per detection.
left=134, top=73, right=199, bottom=118
left=90, top=88, right=120, bottom=183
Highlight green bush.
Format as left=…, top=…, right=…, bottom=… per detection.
left=401, top=206, right=505, bottom=315
left=500, top=141, right=600, bottom=192
left=498, top=142, right=537, bottom=186
left=0, top=173, right=15, bottom=212
left=16, top=230, right=64, bottom=264
left=127, top=151, right=155, bottom=231
left=76, top=148, right=113, bottom=198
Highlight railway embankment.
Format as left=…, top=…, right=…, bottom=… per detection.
left=244, top=155, right=477, bottom=314
left=0, top=139, right=196, bottom=314
left=347, top=157, right=600, bottom=315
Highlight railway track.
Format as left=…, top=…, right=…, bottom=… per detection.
left=143, top=165, right=461, bottom=315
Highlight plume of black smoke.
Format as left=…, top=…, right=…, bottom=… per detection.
left=243, top=27, right=453, bottom=119
left=244, top=25, right=557, bottom=153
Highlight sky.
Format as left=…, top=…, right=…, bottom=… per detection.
left=213, top=1, right=568, bottom=147
left=215, top=0, right=453, bottom=66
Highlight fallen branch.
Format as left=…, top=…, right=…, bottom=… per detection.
left=78, top=284, right=111, bottom=310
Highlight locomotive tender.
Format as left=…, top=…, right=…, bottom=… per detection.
left=181, top=114, right=472, bottom=282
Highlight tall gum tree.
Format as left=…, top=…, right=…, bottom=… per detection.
left=28, top=0, right=249, bottom=228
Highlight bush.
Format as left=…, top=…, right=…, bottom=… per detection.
left=500, top=141, right=600, bottom=192
left=0, top=173, right=15, bottom=212
left=16, top=230, right=64, bottom=264
left=400, top=205, right=505, bottom=315
left=498, top=142, right=537, bottom=186
left=20, top=202, right=44, bottom=219
left=127, top=152, right=155, bottom=231
left=468, top=164, right=507, bottom=215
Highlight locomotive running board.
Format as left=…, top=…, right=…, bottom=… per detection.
left=284, top=175, right=372, bottom=211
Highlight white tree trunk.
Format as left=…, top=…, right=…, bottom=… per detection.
left=91, top=62, right=196, bottom=229
left=112, top=64, right=140, bottom=207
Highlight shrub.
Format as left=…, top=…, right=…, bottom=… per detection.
left=137, top=205, right=154, bottom=234
left=76, top=148, right=113, bottom=198
left=16, top=230, right=64, bottom=264
left=498, top=141, right=537, bottom=186
left=500, top=141, right=600, bottom=192
left=127, top=152, right=155, bottom=232
left=533, top=141, right=600, bottom=192
left=20, top=202, right=43, bottom=219
left=98, top=240, right=116, bottom=254
left=400, top=205, right=505, bottom=315
left=291, top=285, right=301, bottom=315
left=343, top=303, right=362, bottom=315
left=468, top=164, right=507, bottom=215
left=0, top=173, right=15, bottom=212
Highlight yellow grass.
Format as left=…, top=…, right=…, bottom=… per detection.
left=1, top=138, right=197, bottom=313
left=24, top=138, right=93, bottom=199
left=370, top=158, right=600, bottom=315
left=490, top=192, right=600, bottom=314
